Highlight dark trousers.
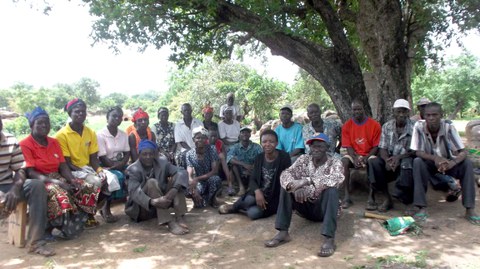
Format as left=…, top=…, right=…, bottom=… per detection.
left=275, top=187, right=339, bottom=238
left=413, top=157, right=476, bottom=208
left=233, top=194, right=277, bottom=220
left=0, top=179, right=48, bottom=248
left=368, top=157, right=396, bottom=191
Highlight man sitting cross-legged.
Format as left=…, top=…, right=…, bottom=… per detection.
left=125, top=140, right=189, bottom=235
left=264, top=133, right=344, bottom=257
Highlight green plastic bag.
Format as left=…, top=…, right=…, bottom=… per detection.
left=383, top=216, right=415, bottom=236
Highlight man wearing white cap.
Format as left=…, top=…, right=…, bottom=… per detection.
left=410, top=97, right=430, bottom=121
left=366, top=99, right=415, bottom=212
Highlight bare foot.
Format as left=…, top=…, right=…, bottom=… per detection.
left=167, top=221, right=188, bottom=235
left=264, top=231, right=291, bottom=248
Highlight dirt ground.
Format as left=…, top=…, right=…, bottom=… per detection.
left=1, top=182, right=480, bottom=269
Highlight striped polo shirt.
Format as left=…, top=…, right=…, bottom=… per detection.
left=0, top=132, right=25, bottom=185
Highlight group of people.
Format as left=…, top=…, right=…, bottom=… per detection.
left=0, top=92, right=479, bottom=259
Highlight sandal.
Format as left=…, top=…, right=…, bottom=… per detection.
left=446, top=188, right=462, bottom=202
left=264, top=233, right=291, bottom=248
left=167, top=221, right=188, bottom=235
left=365, top=201, right=378, bottom=211
left=318, top=240, right=336, bottom=257
left=341, top=199, right=353, bottom=209
left=466, top=215, right=480, bottom=226
left=29, top=245, right=56, bottom=257
left=100, top=210, right=118, bottom=223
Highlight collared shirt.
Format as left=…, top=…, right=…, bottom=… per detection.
left=275, top=122, right=305, bottom=153
left=186, top=145, right=219, bottom=177
left=379, top=119, right=414, bottom=156
left=410, top=119, right=464, bottom=159
left=97, top=127, right=130, bottom=161
left=341, top=117, right=381, bottom=156
left=174, top=118, right=204, bottom=150
left=154, top=121, right=175, bottom=152
left=226, top=141, right=263, bottom=165
left=280, top=154, right=344, bottom=200
left=218, top=120, right=241, bottom=143
left=302, top=119, right=342, bottom=154
left=55, top=124, right=99, bottom=168
left=0, top=132, right=25, bottom=185
left=19, top=135, right=65, bottom=174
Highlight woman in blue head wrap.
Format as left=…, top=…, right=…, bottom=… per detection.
left=19, top=107, right=100, bottom=245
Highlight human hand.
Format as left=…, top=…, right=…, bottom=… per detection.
left=151, top=196, right=172, bottom=209
left=387, top=156, right=400, bottom=171
left=5, top=187, right=21, bottom=211
left=289, top=179, right=308, bottom=192
left=294, top=188, right=307, bottom=203
left=255, top=190, right=267, bottom=210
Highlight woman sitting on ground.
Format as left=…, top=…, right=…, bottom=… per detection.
left=128, top=108, right=156, bottom=162
left=186, top=127, right=222, bottom=208
left=19, top=107, right=100, bottom=240
left=218, top=130, right=291, bottom=219
left=97, top=106, right=130, bottom=218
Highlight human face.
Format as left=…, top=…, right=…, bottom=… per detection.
left=261, top=134, right=278, bottom=155
left=418, top=105, right=427, bottom=119
left=424, top=106, right=442, bottom=132
left=224, top=110, right=233, bottom=121
left=279, top=109, right=292, bottom=125
left=107, top=109, right=123, bottom=128
left=139, top=148, right=155, bottom=168
left=70, top=104, right=87, bottom=125
left=310, top=140, right=328, bottom=160
left=135, top=118, right=149, bottom=131
left=194, top=133, right=208, bottom=148
left=352, top=102, right=365, bottom=122
left=208, top=130, right=218, bottom=145
left=158, top=111, right=169, bottom=124
left=32, top=116, right=51, bottom=137
left=307, top=105, right=321, bottom=123
left=227, top=95, right=234, bottom=106
left=393, top=107, right=409, bottom=125
left=181, top=104, right=192, bottom=119
left=239, top=130, right=251, bottom=142
left=203, top=111, right=213, bottom=121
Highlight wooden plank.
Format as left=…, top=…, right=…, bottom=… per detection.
left=8, top=201, right=27, bottom=248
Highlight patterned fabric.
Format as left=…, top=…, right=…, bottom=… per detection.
left=154, top=121, right=175, bottom=153
left=410, top=119, right=464, bottom=159
left=280, top=154, right=344, bottom=200
left=378, top=119, right=415, bottom=156
left=226, top=141, right=263, bottom=175
left=302, top=119, right=342, bottom=154
left=0, top=132, right=25, bottom=185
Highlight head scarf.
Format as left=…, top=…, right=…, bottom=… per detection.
left=25, top=106, right=49, bottom=126
left=138, top=139, right=157, bottom=153
left=202, top=106, right=214, bottom=114
left=64, top=98, right=86, bottom=114
left=132, top=108, right=149, bottom=122
left=192, top=126, right=209, bottom=138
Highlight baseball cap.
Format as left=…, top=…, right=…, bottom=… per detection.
left=393, top=99, right=410, bottom=110
left=417, top=97, right=431, bottom=106
left=306, top=133, right=330, bottom=145
left=280, top=104, right=293, bottom=113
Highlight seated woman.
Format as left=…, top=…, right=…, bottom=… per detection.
left=19, top=107, right=99, bottom=239
left=218, top=107, right=240, bottom=148
left=154, top=107, right=176, bottom=164
left=128, top=108, right=156, bottom=162
left=186, top=127, right=222, bottom=208
left=202, top=105, right=218, bottom=131
left=97, top=106, right=130, bottom=221
left=218, top=130, right=291, bottom=219
left=55, top=98, right=109, bottom=228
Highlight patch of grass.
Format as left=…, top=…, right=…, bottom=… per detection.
left=44, top=258, right=56, bottom=269
left=344, top=255, right=354, bottom=262
left=360, top=250, right=429, bottom=269
left=413, top=250, right=428, bottom=268
left=132, top=245, right=147, bottom=253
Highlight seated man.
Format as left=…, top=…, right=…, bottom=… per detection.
left=0, top=117, right=53, bottom=256
left=227, top=127, right=263, bottom=195
left=341, top=99, right=381, bottom=208
left=125, top=140, right=189, bottom=235
left=275, top=105, right=305, bottom=162
left=367, top=99, right=415, bottom=211
left=265, top=134, right=344, bottom=258
left=410, top=102, right=480, bottom=225
left=303, top=103, right=342, bottom=157
left=410, top=97, right=430, bottom=121
left=174, top=103, right=204, bottom=168
left=219, top=92, right=243, bottom=122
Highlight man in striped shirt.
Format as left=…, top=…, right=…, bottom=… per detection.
left=0, top=118, right=54, bottom=256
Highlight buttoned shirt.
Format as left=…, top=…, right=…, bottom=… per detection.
left=0, top=132, right=24, bottom=185
left=379, top=119, right=414, bottom=156
left=97, top=128, right=130, bottom=161
left=174, top=118, right=204, bottom=150
left=302, top=119, right=342, bottom=154
left=226, top=141, right=263, bottom=165
left=280, top=154, right=344, bottom=200
left=410, top=120, right=464, bottom=159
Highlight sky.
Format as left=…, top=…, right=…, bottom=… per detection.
left=0, top=1, right=478, bottom=97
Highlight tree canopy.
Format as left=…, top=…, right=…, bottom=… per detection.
left=84, top=0, right=479, bottom=123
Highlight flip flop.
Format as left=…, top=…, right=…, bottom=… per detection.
left=318, top=242, right=336, bottom=257
left=466, top=215, right=480, bottom=226
left=167, top=221, right=188, bottom=235
left=264, top=235, right=291, bottom=248
left=365, top=201, right=378, bottom=211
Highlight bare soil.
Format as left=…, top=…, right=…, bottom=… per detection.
left=1, top=183, right=480, bottom=269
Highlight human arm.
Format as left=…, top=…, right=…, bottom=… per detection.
left=128, top=134, right=138, bottom=162
left=280, top=155, right=310, bottom=192
left=186, top=166, right=202, bottom=204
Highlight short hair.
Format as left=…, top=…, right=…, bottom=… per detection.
left=106, top=106, right=123, bottom=120
left=351, top=98, right=364, bottom=106
left=157, top=107, right=169, bottom=114
left=424, top=102, right=442, bottom=112
left=307, top=103, right=321, bottom=111
left=181, top=103, right=191, bottom=110
left=260, top=129, right=278, bottom=142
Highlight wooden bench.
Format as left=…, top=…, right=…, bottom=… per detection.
left=7, top=201, right=27, bottom=248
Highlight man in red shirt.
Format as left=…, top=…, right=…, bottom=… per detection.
left=341, top=99, right=381, bottom=208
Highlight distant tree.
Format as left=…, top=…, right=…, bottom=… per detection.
left=289, top=70, right=335, bottom=113
left=73, top=77, right=101, bottom=107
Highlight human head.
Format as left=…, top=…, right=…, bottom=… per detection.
left=223, top=107, right=233, bottom=121
left=106, top=106, right=123, bottom=128
left=192, top=126, right=209, bottom=148
left=351, top=98, right=366, bottom=122
left=307, top=103, right=322, bottom=123
left=392, top=99, right=410, bottom=125
left=208, top=127, right=219, bottom=145
left=132, top=108, right=149, bottom=131
left=226, top=92, right=235, bottom=106
left=26, top=107, right=50, bottom=137
left=424, top=102, right=443, bottom=132
left=25, top=106, right=49, bottom=127
left=157, top=107, right=169, bottom=123
left=202, top=106, right=214, bottom=122
left=65, top=98, right=87, bottom=125
left=138, top=140, right=157, bottom=168
left=239, top=126, right=252, bottom=142
left=181, top=103, right=193, bottom=119
left=260, top=129, right=278, bottom=154
left=279, top=105, right=293, bottom=125
left=416, top=97, right=431, bottom=119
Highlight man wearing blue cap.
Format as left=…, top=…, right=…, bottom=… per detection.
left=125, top=140, right=190, bottom=235
left=264, top=133, right=344, bottom=257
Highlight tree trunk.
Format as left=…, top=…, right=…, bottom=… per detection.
left=448, top=100, right=464, bottom=120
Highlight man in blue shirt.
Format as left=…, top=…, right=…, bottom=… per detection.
left=275, top=105, right=305, bottom=162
